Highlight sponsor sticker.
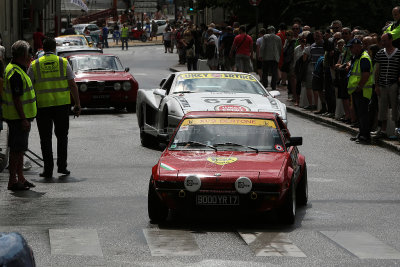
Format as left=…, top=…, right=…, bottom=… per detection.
left=214, top=104, right=250, bottom=112
left=207, top=157, right=238, bottom=165
left=274, top=144, right=284, bottom=151
left=181, top=118, right=276, bottom=128
left=178, top=73, right=257, bottom=82
left=160, top=163, right=176, bottom=171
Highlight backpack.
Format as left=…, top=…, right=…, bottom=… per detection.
left=205, top=37, right=216, bottom=59
left=313, top=56, right=324, bottom=78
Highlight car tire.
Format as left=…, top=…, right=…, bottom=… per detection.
left=278, top=178, right=296, bottom=224
left=148, top=178, right=168, bottom=223
left=139, top=106, right=155, bottom=147
left=141, top=34, right=147, bottom=42
left=126, top=103, right=136, bottom=113
left=296, top=163, right=308, bottom=206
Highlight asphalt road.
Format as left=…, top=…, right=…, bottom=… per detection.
left=0, top=46, right=400, bottom=267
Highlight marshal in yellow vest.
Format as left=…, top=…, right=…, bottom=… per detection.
left=1, top=63, right=37, bottom=120
left=347, top=51, right=373, bottom=99
left=31, top=54, right=71, bottom=108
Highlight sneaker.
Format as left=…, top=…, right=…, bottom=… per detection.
left=310, top=105, right=317, bottom=110
left=303, top=105, right=313, bottom=110
left=371, top=127, right=382, bottom=136
left=395, top=128, right=400, bottom=138
left=355, top=136, right=371, bottom=144
left=314, top=109, right=327, bottom=115
left=373, top=131, right=387, bottom=139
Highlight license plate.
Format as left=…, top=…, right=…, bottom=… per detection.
left=92, top=95, right=110, bottom=100
left=196, top=195, right=239, bottom=206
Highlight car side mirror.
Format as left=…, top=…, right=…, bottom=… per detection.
left=270, top=90, right=280, bottom=98
left=157, top=133, right=170, bottom=144
left=125, top=67, right=130, bottom=72
left=286, top=137, right=303, bottom=147
left=153, top=88, right=166, bottom=97
left=159, top=78, right=166, bottom=87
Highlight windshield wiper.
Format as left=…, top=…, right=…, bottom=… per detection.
left=173, top=90, right=193, bottom=94
left=86, top=68, right=112, bottom=71
left=175, top=141, right=216, bottom=150
left=213, top=142, right=259, bottom=152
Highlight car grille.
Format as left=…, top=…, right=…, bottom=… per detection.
left=80, top=81, right=123, bottom=92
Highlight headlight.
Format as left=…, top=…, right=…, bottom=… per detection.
left=80, top=84, right=88, bottom=92
left=122, top=81, right=131, bottom=91
left=114, top=82, right=121, bottom=91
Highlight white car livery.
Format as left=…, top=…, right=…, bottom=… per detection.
left=136, top=71, right=287, bottom=146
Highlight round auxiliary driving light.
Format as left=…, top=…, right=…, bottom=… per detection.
left=80, top=83, right=88, bottom=92
left=235, top=177, right=252, bottom=194
left=122, top=81, right=131, bottom=91
left=184, top=175, right=201, bottom=192
left=114, top=82, right=121, bottom=91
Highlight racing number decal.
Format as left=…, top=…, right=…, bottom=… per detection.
left=203, top=98, right=253, bottom=104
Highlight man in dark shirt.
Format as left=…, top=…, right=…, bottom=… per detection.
left=2, top=40, right=37, bottom=190
left=63, top=24, right=76, bottom=35
left=220, top=26, right=235, bottom=71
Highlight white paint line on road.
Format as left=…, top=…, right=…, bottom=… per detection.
left=49, top=229, right=103, bottom=256
left=321, top=231, right=400, bottom=259
left=133, top=73, right=148, bottom=76
left=143, top=229, right=201, bottom=256
left=308, top=177, right=335, bottom=183
left=238, top=231, right=306, bottom=257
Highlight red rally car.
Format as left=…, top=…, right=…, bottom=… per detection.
left=67, top=53, right=138, bottom=112
left=148, top=111, right=308, bottom=224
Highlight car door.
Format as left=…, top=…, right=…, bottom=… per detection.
left=156, top=74, right=176, bottom=131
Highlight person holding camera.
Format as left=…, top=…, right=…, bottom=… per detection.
left=27, top=38, right=81, bottom=179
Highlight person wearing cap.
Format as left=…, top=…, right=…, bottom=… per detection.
left=384, top=6, right=400, bottom=48
left=347, top=38, right=374, bottom=144
left=259, top=26, right=282, bottom=90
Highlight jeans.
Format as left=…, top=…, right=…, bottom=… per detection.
left=102, top=36, right=109, bottom=48
left=352, top=91, right=370, bottom=139
left=187, top=57, right=198, bottom=71
left=36, top=105, right=70, bottom=173
left=324, top=67, right=336, bottom=113
left=262, top=60, right=278, bottom=90
left=121, top=37, right=128, bottom=50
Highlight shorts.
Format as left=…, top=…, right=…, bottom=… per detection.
left=312, top=76, right=323, bottom=91
left=235, top=54, right=252, bottom=73
left=7, top=120, right=30, bottom=152
left=378, top=83, right=399, bottom=121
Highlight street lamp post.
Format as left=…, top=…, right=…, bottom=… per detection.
left=249, top=0, right=262, bottom=37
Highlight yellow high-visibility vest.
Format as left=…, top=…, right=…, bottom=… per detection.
left=2, top=63, right=37, bottom=120
left=347, top=51, right=373, bottom=99
left=121, top=27, right=129, bottom=38
left=384, top=22, right=400, bottom=40
left=31, top=53, right=71, bottom=108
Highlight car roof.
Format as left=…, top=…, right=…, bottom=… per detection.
left=175, top=71, right=253, bottom=76
left=182, top=111, right=277, bottom=120
left=57, top=35, right=87, bottom=38
left=66, top=53, right=106, bottom=58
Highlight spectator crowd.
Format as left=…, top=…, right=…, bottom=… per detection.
left=160, top=8, right=400, bottom=144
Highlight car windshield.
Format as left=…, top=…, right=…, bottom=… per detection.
left=74, top=26, right=85, bottom=33
left=170, top=117, right=284, bottom=152
left=55, top=37, right=86, bottom=46
left=69, top=55, right=124, bottom=71
left=172, top=73, right=266, bottom=95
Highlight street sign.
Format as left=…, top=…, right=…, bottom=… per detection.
left=249, top=0, right=261, bottom=6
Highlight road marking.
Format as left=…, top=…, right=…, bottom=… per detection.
left=238, top=231, right=306, bottom=257
left=143, top=229, right=201, bottom=256
left=49, top=229, right=103, bottom=256
left=321, top=231, right=400, bottom=259
left=308, top=177, right=335, bottom=183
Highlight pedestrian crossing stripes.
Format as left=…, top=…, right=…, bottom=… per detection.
left=238, top=231, right=306, bottom=257
left=49, top=229, right=103, bottom=256
left=11, top=228, right=400, bottom=260
left=321, top=231, right=400, bottom=259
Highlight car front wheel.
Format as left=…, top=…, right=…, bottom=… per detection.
left=141, top=34, right=147, bottom=42
left=148, top=179, right=168, bottom=223
left=296, top=164, right=308, bottom=206
left=278, top=178, right=296, bottom=224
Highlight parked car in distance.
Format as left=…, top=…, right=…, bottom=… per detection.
left=67, top=53, right=138, bottom=112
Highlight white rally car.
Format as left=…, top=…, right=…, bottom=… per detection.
left=136, top=71, right=287, bottom=146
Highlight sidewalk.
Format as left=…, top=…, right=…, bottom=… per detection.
left=169, top=64, right=400, bottom=153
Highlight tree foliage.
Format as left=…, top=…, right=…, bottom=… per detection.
left=196, top=0, right=398, bottom=33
